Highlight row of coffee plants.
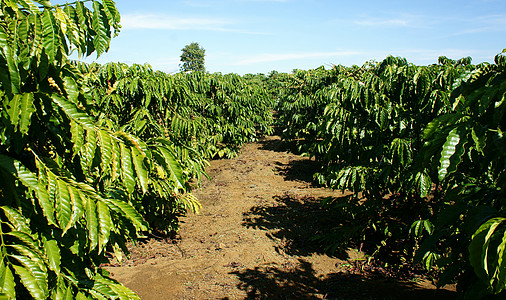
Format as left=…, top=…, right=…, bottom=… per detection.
left=0, top=1, right=274, bottom=298
left=0, top=1, right=149, bottom=298
left=273, top=53, right=505, bottom=298
left=76, top=62, right=274, bottom=231
left=79, top=63, right=274, bottom=161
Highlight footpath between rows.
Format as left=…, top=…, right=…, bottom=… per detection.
left=106, top=135, right=455, bottom=299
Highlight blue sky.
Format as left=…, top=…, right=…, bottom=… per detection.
left=68, top=0, right=505, bottom=74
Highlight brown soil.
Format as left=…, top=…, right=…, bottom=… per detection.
left=105, top=136, right=457, bottom=299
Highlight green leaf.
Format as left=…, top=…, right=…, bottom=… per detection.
left=63, top=285, right=74, bottom=300
left=102, top=0, right=120, bottom=27
left=17, top=17, right=31, bottom=70
left=155, top=146, right=184, bottom=191
left=91, top=1, right=110, bottom=57
left=5, top=43, right=21, bottom=94
left=471, top=124, right=486, bottom=154
left=43, top=239, right=61, bottom=275
left=0, top=260, right=16, bottom=299
left=81, top=129, right=97, bottom=172
left=422, top=251, right=439, bottom=271
left=41, top=10, right=59, bottom=62
left=6, top=94, right=22, bottom=128
left=494, top=230, right=506, bottom=292
left=65, top=185, right=84, bottom=233
left=120, top=143, right=135, bottom=194
left=62, top=6, right=81, bottom=47
left=0, top=207, right=30, bottom=233
left=0, top=155, right=38, bottom=190
left=18, top=93, right=35, bottom=135
left=438, top=127, right=465, bottom=181
left=85, top=196, right=99, bottom=251
left=54, top=8, right=69, bottom=36
left=131, top=147, right=149, bottom=194
left=35, top=164, right=58, bottom=227
left=56, top=179, right=73, bottom=232
left=17, top=0, right=39, bottom=14
left=182, top=193, right=201, bottom=214
left=391, top=138, right=411, bottom=167
left=99, top=276, right=140, bottom=300
left=410, top=220, right=434, bottom=238
left=6, top=232, right=38, bottom=251
left=422, top=114, right=457, bottom=140
left=423, top=220, right=434, bottom=235
left=482, top=220, right=503, bottom=279
left=34, top=1, right=52, bottom=8
left=410, top=220, right=423, bottom=237
left=11, top=255, right=48, bottom=299
left=416, top=171, right=432, bottom=198
left=74, top=1, right=90, bottom=56
left=103, top=198, right=147, bottom=231
left=51, top=93, right=95, bottom=129
left=38, top=50, right=49, bottom=80
left=110, top=136, right=120, bottom=182
left=111, top=243, right=124, bottom=264
left=76, top=292, right=90, bottom=300
left=98, top=130, right=114, bottom=173
left=89, top=280, right=116, bottom=299
left=96, top=201, right=112, bottom=253
left=63, top=76, right=80, bottom=102
left=0, top=22, right=8, bottom=53
left=70, top=120, right=85, bottom=157
left=469, top=217, right=506, bottom=288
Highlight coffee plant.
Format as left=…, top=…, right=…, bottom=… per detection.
left=1, top=0, right=503, bottom=298
left=273, top=52, right=505, bottom=298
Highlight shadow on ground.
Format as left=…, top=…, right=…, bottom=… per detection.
left=259, top=136, right=322, bottom=184
left=242, top=193, right=347, bottom=258
left=229, top=258, right=456, bottom=300
left=259, top=136, right=300, bottom=153
left=238, top=154, right=457, bottom=299
left=272, top=159, right=321, bottom=184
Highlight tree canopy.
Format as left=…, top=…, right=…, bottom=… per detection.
left=180, top=42, right=206, bottom=72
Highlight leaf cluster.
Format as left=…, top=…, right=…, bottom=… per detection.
left=0, top=1, right=192, bottom=298
left=272, top=52, right=506, bottom=298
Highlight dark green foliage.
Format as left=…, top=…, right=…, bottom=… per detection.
left=272, top=51, right=506, bottom=298
left=77, top=63, right=275, bottom=232
left=0, top=1, right=209, bottom=298
left=0, top=1, right=150, bottom=298
left=2, top=1, right=502, bottom=298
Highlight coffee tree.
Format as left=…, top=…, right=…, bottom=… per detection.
left=0, top=0, right=190, bottom=298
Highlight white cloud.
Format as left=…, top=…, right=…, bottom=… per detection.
left=239, top=0, right=288, bottom=2
left=353, top=13, right=506, bottom=34
left=121, top=14, right=233, bottom=31
left=234, top=51, right=364, bottom=65
left=121, top=13, right=268, bottom=34
left=352, top=14, right=432, bottom=28
left=183, top=0, right=288, bottom=7
left=452, top=14, right=506, bottom=35
left=232, top=48, right=489, bottom=68
left=355, top=18, right=409, bottom=27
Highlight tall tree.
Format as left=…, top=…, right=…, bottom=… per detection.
left=180, top=42, right=206, bottom=72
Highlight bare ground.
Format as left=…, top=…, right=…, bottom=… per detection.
left=105, top=136, right=456, bottom=299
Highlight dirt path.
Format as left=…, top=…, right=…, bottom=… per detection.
left=106, top=136, right=456, bottom=299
